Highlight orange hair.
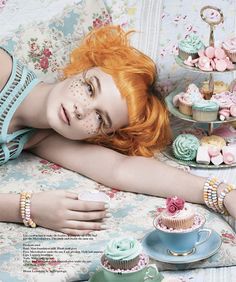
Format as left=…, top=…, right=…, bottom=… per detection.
left=63, top=25, right=172, bottom=157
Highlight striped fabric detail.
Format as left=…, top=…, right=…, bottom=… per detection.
left=134, top=0, right=163, bottom=61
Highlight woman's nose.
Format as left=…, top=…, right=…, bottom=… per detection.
left=74, top=104, right=92, bottom=120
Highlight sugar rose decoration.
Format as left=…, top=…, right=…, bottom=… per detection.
left=166, top=196, right=185, bottom=214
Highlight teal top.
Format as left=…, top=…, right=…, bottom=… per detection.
left=0, top=46, right=40, bottom=165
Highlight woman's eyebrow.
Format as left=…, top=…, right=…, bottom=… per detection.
left=93, top=75, right=113, bottom=128
left=93, top=75, right=101, bottom=93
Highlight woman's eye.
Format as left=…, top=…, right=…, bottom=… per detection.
left=86, top=82, right=94, bottom=96
left=96, top=112, right=104, bottom=125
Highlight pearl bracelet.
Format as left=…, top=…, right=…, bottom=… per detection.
left=20, top=192, right=36, bottom=228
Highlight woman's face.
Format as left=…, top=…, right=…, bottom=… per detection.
left=46, top=67, right=129, bottom=140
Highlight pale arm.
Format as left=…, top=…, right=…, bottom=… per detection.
left=30, top=133, right=205, bottom=203
left=0, top=194, right=22, bottom=222
left=29, top=133, right=236, bottom=219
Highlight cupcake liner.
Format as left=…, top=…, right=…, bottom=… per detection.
left=179, top=102, right=192, bottom=116
left=106, top=255, right=140, bottom=270
left=178, top=49, right=199, bottom=61
left=162, top=216, right=194, bottom=229
left=192, top=109, right=218, bottom=122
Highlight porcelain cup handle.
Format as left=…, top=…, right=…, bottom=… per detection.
left=144, top=264, right=158, bottom=281
left=195, top=228, right=212, bottom=247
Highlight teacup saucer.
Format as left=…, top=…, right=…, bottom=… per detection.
left=142, top=229, right=222, bottom=264
left=88, top=269, right=163, bottom=282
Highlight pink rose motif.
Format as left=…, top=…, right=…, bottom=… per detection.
left=166, top=196, right=185, bottom=214
left=43, top=48, right=52, bottom=57
left=40, top=57, right=49, bottom=69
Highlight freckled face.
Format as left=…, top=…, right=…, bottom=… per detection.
left=46, top=67, right=129, bottom=140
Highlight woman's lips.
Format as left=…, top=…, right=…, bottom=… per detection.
left=60, top=105, right=70, bottom=125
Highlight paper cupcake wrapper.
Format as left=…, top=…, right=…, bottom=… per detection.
left=162, top=217, right=194, bottom=229
left=192, top=109, right=218, bottom=122
left=106, top=255, right=140, bottom=270
left=178, top=49, right=199, bottom=61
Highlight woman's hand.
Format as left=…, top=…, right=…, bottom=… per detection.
left=30, top=190, right=109, bottom=235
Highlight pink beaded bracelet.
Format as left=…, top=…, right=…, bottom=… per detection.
left=20, top=192, right=36, bottom=228
left=218, top=184, right=236, bottom=215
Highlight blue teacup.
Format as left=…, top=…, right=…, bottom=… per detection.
left=153, top=213, right=212, bottom=256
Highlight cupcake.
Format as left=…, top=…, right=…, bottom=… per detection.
left=222, top=37, right=236, bottom=63
left=200, top=80, right=229, bottom=100
left=200, top=135, right=226, bottom=150
left=177, top=84, right=203, bottom=115
left=158, top=197, right=195, bottom=230
left=104, top=237, right=142, bottom=270
left=192, top=100, right=219, bottom=121
left=178, top=34, right=204, bottom=60
left=172, top=134, right=200, bottom=161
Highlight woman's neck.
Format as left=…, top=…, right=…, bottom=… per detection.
left=10, top=82, right=56, bottom=131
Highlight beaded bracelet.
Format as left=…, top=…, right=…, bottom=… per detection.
left=20, top=192, right=36, bottom=228
left=218, top=184, right=236, bottom=215
left=203, top=176, right=222, bottom=213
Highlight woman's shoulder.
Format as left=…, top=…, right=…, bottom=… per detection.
left=23, top=129, right=54, bottom=150
left=0, top=48, right=12, bottom=92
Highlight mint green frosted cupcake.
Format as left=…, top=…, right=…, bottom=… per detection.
left=178, top=34, right=204, bottom=60
left=173, top=134, right=200, bottom=161
left=104, top=237, right=142, bottom=270
left=192, top=100, right=219, bottom=122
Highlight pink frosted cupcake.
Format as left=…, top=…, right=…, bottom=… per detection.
left=159, top=197, right=195, bottom=230
left=222, top=37, right=236, bottom=63
left=177, top=84, right=203, bottom=116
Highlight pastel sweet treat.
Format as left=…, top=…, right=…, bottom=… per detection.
left=200, top=80, right=229, bottom=100
left=184, top=46, right=235, bottom=71
left=175, top=84, right=203, bottom=116
left=229, top=79, right=236, bottom=92
left=200, top=135, right=226, bottom=150
left=172, top=134, right=200, bottom=161
left=196, top=146, right=210, bottom=164
left=192, top=100, right=219, bottom=122
left=104, top=237, right=142, bottom=270
left=158, top=196, right=195, bottom=230
left=208, top=145, right=221, bottom=157
left=222, top=37, right=236, bottom=62
left=219, top=108, right=230, bottom=121
left=211, top=91, right=236, bottom=109
left=222, top=145, right=236, bottom=164
left=178, top=34, right=204, bottom=60
left=230, top=105, right=236, bottom=117
left=211, top=153, right=224, bottom=166
left=212, top=124, right=236, bottom=143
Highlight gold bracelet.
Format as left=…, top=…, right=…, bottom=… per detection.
left=20, top=192, right=36, bottom=228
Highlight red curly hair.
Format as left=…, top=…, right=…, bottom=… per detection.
left=63, top=25, right=172, bottom=157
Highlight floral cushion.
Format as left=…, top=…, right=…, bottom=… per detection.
left=0, top=0, right=112, bottom=83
